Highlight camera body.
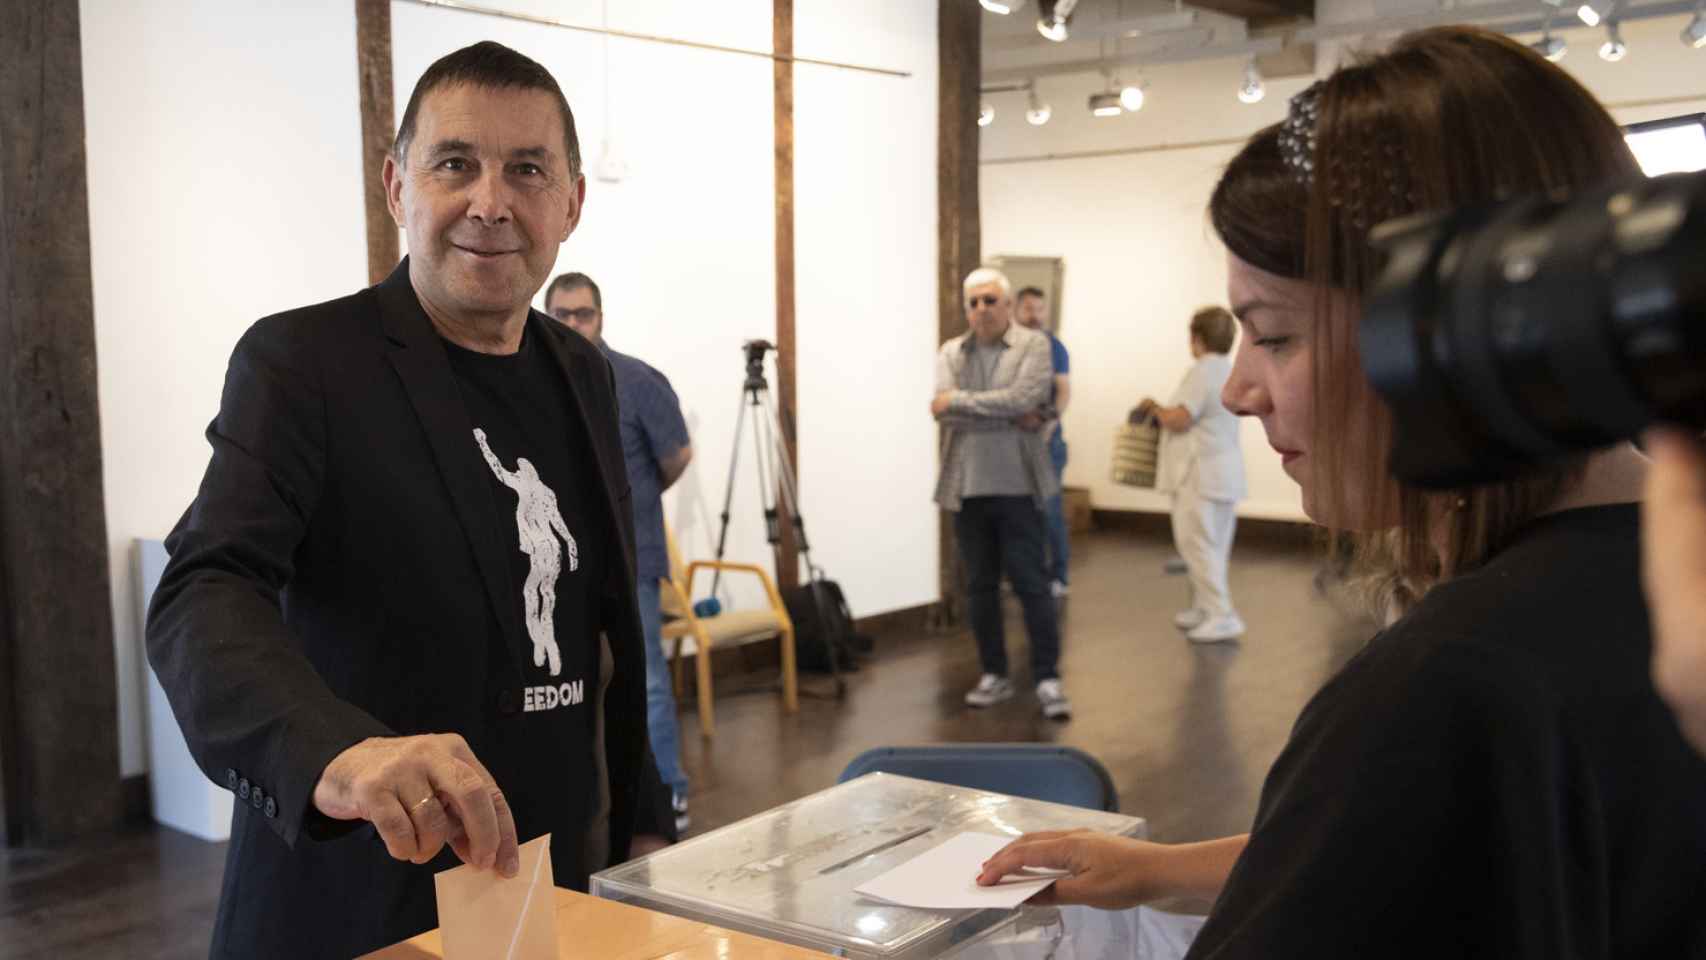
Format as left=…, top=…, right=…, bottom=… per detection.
left=1362, top=170, right=1706, bottom=489
left=743, top=339, right=775, bottom=383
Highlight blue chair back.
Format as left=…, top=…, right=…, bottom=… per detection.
left=837, top=744, right=1119, bottom=812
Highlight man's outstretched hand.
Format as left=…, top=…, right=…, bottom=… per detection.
left=312, top=734, right=520, bottom=877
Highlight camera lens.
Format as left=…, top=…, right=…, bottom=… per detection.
left=1363, top=170, right=1706, bottom=489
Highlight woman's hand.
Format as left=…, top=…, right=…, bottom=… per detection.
left=975, top=830, right=1172, bottom=910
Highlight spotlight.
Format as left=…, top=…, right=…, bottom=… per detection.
left=979, top=0, right=1021, bottom=12
left=978, top=102, right=994, bottom=127
left=1577, top=0, right=1613, bottom=27
left=1684, top=6, right=1706, bottom=48
left=1037, top=0, right=1078, bottom=42
left=1025, top=86, right=1052, bottom=125
left=1120, top=84, right=1145, bottom=112
left=1532, top=32, right=1567, bottom=61
left=1089, top=92, right=1123, bottom=117
left=1237, top=60, right=1265, bottom=104
left=1599, top=20, right=1627, bottom=60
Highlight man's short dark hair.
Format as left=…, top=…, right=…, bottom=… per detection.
left=394, top=41, right=582, bottom=180
left=1016, top=286, right=1046, bottom=302
left=546, top=272, right=601, bottom=312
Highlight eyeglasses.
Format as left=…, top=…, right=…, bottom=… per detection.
left=966, top=295, right=1001, bottom=309
left=552, top=307, right=599, bottom=323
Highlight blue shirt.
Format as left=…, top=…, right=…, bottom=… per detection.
left=602, top=344, right=690, bottom=581
left=1047, top=332, right=1070, bottom=387
left=1047, top=333, right=1070, bottom=465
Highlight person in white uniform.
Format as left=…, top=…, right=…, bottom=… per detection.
left=1139, top=306, right=1247, bottom=643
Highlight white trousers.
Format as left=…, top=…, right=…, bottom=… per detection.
left=1169, top=485, right=1238, bottom=619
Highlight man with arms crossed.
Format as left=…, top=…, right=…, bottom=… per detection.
left=934, top=268, right=1071, bottom=720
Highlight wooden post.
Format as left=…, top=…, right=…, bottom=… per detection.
left=0, top=0, right=123, bottom=844
left=934, top=0, right=982, bottom=629
left=773, top=0, right=800, bottom=592
left=356, top=0, right=399, bottom=284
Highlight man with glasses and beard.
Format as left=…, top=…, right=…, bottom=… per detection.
left=545, top=271, right=694, bottom=836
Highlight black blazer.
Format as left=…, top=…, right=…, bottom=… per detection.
left=147, top=260, right=650, bottom=959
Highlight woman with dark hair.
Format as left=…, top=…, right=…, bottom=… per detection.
left=978, top=26, right=1706, bottom=957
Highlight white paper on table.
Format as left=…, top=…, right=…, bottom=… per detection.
left=854, top=831, right=1066, bottom=911
left=434, top=833, right=557, bottom=960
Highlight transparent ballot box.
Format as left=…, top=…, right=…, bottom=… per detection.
left=590, top=773, right=1146, bottom=959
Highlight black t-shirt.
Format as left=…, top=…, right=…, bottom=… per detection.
left=442, top=331, right=608, bottom=886
left=1188, top=504, right=1706, bottom=959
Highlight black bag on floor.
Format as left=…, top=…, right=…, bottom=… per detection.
left=782, top=578, right=869, bottom=673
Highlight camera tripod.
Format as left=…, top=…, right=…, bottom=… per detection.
left=706, top=340, right=846, bottom=698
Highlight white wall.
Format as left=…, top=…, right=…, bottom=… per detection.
left=82, top=0, right=369, bottom=778
left=980, top=12, right=1706, bottom=523
left=84, top=1, right=938, bottom=781
left=794, top=0, right=939, bottom=628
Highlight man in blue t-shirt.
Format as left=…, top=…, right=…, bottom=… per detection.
left=1015, top=286, right=1071, bottom=597
left=546, top=272, right=695, bottom=834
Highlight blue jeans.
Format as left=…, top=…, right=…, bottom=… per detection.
left=954, top=496, right=1062, bottom=681
left=637, top=579, right=689, bottom=796
left=1044, top=436, right=1069, bottom=585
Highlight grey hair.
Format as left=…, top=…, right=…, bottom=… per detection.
left=962, top=267, right=1012, bottom=297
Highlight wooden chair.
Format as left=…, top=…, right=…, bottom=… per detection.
left=659, top=529, right=798, bottom=737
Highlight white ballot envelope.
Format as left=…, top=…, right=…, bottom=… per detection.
left=433, top=834, right=557, bottom=960
left=854, top=831, right=1065, bottom=911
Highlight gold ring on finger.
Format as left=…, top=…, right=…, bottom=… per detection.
left=410, top=794, right=435, bottom=814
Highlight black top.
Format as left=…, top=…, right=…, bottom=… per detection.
left=442, top=330, right=608, bottom=886
left=1188, top=504, right=1706, bottom=959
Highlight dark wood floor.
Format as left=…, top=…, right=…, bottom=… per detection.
left=0, top=528, right=1371, bottom=959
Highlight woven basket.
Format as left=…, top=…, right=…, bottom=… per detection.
left=1110, top=421, right=1161, bottom=489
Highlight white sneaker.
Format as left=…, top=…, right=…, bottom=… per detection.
left=1049, top=580, right=1070, bottom=598
left=1173, top=608, right=1207, bottom=630
left=1187, top=614, right=1246, bottom=644
left=1037, top=679, right=1073, bottom=721
left=672, top=793, right=690, bottom=834
left=965, top=674, right=1015, bottom=707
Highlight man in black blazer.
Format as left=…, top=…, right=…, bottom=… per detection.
left=147, top=42, right=659, bottom=958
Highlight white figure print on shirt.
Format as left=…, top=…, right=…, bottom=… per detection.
left=474, top=428, right=579, bottom=677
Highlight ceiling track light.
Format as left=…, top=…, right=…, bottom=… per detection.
left=978, top=102, right=994, bottom=127
left=1037, top=0, right=1078, bottom=42
left=1088, top=91, right=1123, bottom=117
left=1110, top=65, right=1145, bottom=112
left=1090, top=68, right=1128, bottom=118
left=1578, top=0, right=1614, bottom=27
left=1025, top=84, right=1052, bottom=126
left=1600, top=19, right=1627, bottom=60
left=1532, top=32, right=1567, bottom=61
left=1683, top=4, right=1706, bottom=48
left=1119, top=81, right=1145, bottom=112
left=1533, top=7, right=1568, bottom=61
left=1237, top=59, right=1265, bottom=104
left=979, top=0, right=1020, bottom=13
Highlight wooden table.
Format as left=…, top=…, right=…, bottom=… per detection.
left=360, top=888, right=834, bottom=959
